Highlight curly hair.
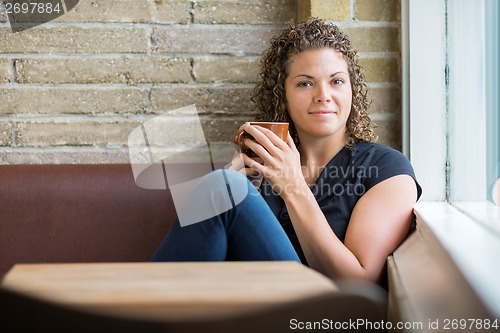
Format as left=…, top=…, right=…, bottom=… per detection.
left=252, top=17, right=377, bottom=146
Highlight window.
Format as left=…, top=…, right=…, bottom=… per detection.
left=404, top=0, right=500, bottom=318
left=485, top=0, right=499, bottom=205
left=405, top=0, right=499, bottom=205
left=447, top=0, right=499, bottom=204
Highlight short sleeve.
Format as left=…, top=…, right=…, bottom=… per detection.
left=363, top=146, right=422, bottom=200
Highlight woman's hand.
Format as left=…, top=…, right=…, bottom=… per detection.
left=240, top=123, right=308, bottom=199
left=226, top=150, right=264, bottom=188
left=227, top=123, right=265, bottom=188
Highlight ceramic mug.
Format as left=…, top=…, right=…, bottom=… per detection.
left=233, top=122, right=289, bottom=157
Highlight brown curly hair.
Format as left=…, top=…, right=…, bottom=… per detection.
left=252, top=17, right=377, bottom=146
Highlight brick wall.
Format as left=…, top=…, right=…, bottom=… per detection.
left=0, top=0, right=401, bottom=164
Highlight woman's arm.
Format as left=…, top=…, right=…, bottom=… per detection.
left=284, top=174, right=417, bottom=282
left=242, top=123, right=418, bottom=283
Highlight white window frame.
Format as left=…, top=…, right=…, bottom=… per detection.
left=403, top=0, right=447, bottom=202
left=403, top=0, right=500, bottom=318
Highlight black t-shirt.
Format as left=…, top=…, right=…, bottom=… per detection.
left=259, top=141, right=422, bottom=264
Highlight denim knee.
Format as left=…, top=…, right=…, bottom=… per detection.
left=172, top=169, right=253, bottom=227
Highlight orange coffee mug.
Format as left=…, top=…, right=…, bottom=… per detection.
left=233, top=122, right=289, bottom=157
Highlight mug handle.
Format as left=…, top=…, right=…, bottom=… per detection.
left=233, top=129, right=249, bottom=151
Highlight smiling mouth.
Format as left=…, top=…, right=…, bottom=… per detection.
left=308, top=110, right=337, bottom=115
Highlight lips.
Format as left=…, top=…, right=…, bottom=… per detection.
left=308, top=110, right=337, bottom=115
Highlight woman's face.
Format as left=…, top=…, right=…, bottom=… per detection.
left=284, top=48, right=352, bottom=144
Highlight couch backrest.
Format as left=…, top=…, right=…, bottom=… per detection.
left=0, top=164, right=176, bottom=276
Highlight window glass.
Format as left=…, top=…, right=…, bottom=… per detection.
left=447, top=0, right=486, bottom=202
left=486, top=0, right=499, bottom=205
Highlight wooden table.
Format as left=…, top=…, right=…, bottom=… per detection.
left=1, top=261, right=337, bottom=320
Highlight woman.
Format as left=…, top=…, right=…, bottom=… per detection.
left=151, top=18, right=422, bottom=285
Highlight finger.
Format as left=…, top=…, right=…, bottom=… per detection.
left=253, top=125, right=289, bottom=149
left=245, top=155, right=266, bottom=174
left=242, top=126, right=284, bottom=159
left=286, top=132, right=298, bottom=151
left=227, top=152, right=248, bottom=172
left=251, top=156, right=265, bottom=165
left=231, top=163, right=258, bottom=178
left=241, top=152, right=264, bottom=168
left=244, top=167, right=261, bottom=177
left=242, top=124, right=277, bottom=149
left=243, top=138, right=272, bottom=160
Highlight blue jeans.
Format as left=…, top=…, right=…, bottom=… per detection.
left=150, top=169, right=301, bottom=262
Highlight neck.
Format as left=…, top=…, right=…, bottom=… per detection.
left=298, top=134, right=348, bottom=186
left=299, top=135, right=347, bottom=167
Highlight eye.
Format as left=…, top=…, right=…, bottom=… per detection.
left=296, top=81, right=313, bottom=88
left=332, top=79, right=344, bottom=85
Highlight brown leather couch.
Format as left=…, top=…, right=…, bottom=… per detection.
left=0, top=164, right=177, bottom=277
left=0, top=163, right=391, bottom=330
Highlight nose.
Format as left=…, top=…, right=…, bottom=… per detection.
left=314, top=84, right=331, bottom=103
